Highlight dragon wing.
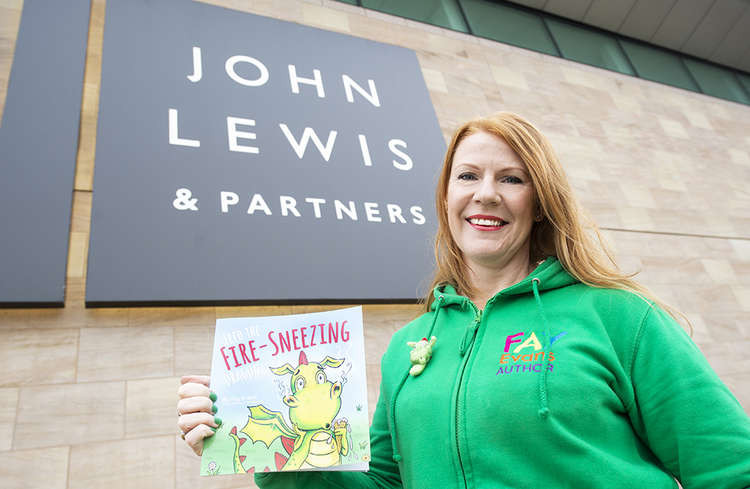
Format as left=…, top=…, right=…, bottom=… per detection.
left=240, top=404, right=297, bottom=448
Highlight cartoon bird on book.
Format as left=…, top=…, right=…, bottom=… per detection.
left=228, top=351, right=350, bottom=472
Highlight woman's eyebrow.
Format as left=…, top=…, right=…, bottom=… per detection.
left=453, top=163, right=528, bottom=173
left=452, top=162, right=477, bottom=169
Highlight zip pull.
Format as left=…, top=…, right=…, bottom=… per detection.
left=458, top=312, right=481, bottom=356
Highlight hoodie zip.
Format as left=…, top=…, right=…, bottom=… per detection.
left=453, top=300, right=489, bottom=489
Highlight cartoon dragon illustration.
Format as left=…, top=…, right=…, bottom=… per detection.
left=228, top=350, right=349, bottom=472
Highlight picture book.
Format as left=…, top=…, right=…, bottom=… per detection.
left=200, top=306, right=371, bottom=476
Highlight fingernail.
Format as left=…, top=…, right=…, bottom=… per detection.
left=211, top=403, right=218, bottom=414
left=209, top=392, right=217, bottom=402
left=214, top=416, right=222, bottom=426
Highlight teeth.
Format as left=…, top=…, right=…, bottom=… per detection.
left=469, top=218, right=505, bottom=226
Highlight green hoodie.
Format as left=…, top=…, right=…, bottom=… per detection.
left=257, top=257, right=750, bottom=488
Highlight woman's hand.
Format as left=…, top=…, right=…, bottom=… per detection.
left=177, top=375, right=221, bottom=455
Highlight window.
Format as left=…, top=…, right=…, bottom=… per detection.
left=362, top=0, right=468, bottom=32
left=683, top=58, right=750, bottom=105
left=545, top=18, right=634, bottom=75
left=737, top=72, right=750, bottom=98
left=460, top=0, right=559, bottom=56
left=619, top=40, right=699, bottom=92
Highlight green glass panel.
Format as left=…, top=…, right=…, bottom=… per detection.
left=460, top=0, right=558, bottom=56
left=546, top=18, right=634, bottom=75
left=619, top=40, right=698, bottom=92
left=737, top=72, right=750, bottom=98
left=683, top=58, right=750, bottom=104
left=362, top=0, right=468, bottom=32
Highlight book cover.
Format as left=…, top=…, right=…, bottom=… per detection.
left=200, top=306, right=371, bottom=476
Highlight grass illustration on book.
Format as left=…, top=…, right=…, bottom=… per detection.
left=201, top=306, right=371, bottom=476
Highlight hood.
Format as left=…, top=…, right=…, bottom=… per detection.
left=431, top=256, right=579, bottom=310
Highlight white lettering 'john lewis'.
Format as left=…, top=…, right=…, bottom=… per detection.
left=175, top=47, right=415, bottom=169
left=225, top=54, right=270, bottom=87
left=227, top=117, right=259, bottom=154
left=389, top=139, right=413, bottom=171
left=168, top=109, right=415, bottom=170
left=189, top=46, right=380, bottom=107
left=342, top=75, right=379, bottom=107
left=288, top=65, right=325, bottom=98
left=168, top=109, right=200, bottom=147
left=187, top=46, right=202, bottom=82
left=279, top=124, right=337, bottom=162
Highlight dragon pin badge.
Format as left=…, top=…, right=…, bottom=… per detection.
left=406, top=336, right=436, bottom=376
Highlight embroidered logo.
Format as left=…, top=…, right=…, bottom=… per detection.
left=496, top=331, right=567, bottom=376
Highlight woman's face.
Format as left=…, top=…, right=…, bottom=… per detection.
left=446, top=131, right=536, bottom=270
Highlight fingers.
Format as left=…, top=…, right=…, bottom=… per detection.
left=178, top=381, right=211, bottom=400
left=180, top=375, right=210, bottom=387
left=183, top=422, right=216, bottom=456
left=178, top=411, right=219, bottom=433
left=178, top=374, right=218, bottom=456
left=177, top=395, right=214, bottom=416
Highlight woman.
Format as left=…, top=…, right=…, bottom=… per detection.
left=178, top=113, right=750, bottom=488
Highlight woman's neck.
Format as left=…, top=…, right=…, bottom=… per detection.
left=467, top=256, right=534, bottom=310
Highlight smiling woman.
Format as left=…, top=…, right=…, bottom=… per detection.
left=180, top=113, right=750, bottom=489
left=426, top=112, right=674, bottom=315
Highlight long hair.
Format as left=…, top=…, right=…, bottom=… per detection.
left=424, top=112, right=687, bottom=328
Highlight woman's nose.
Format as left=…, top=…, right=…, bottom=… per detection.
left=474, top=177, right=500, bottom=205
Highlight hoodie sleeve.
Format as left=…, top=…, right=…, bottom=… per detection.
left=627, top=306, right=750, bottom=489
left=254, top=380, right=403, bottom=489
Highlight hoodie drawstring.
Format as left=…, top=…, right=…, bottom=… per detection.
left=532, top=277, right=551, bottom=419
left=459, top=309, right=481, bottom=356
left=389, top=295, right=445, bottom=463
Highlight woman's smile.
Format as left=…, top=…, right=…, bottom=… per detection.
left=466, top=214, right=508, bottom=231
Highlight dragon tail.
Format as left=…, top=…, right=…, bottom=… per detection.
left=228, top=425, right=252, bottom=474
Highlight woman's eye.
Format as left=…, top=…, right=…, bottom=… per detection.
left=457, top=172, right=477, bottom=181
left=501, top=175, right=523, bottom=184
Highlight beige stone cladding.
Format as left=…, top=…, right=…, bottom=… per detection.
left=0, top=0, right=748, bottom=488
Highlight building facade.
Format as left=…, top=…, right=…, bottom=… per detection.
left=1, top=1, right=749, bottom=488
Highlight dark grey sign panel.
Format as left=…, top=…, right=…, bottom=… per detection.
left=87, top=0, right=445, bottom=306
left=0, top=0, right=90, bottom=307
